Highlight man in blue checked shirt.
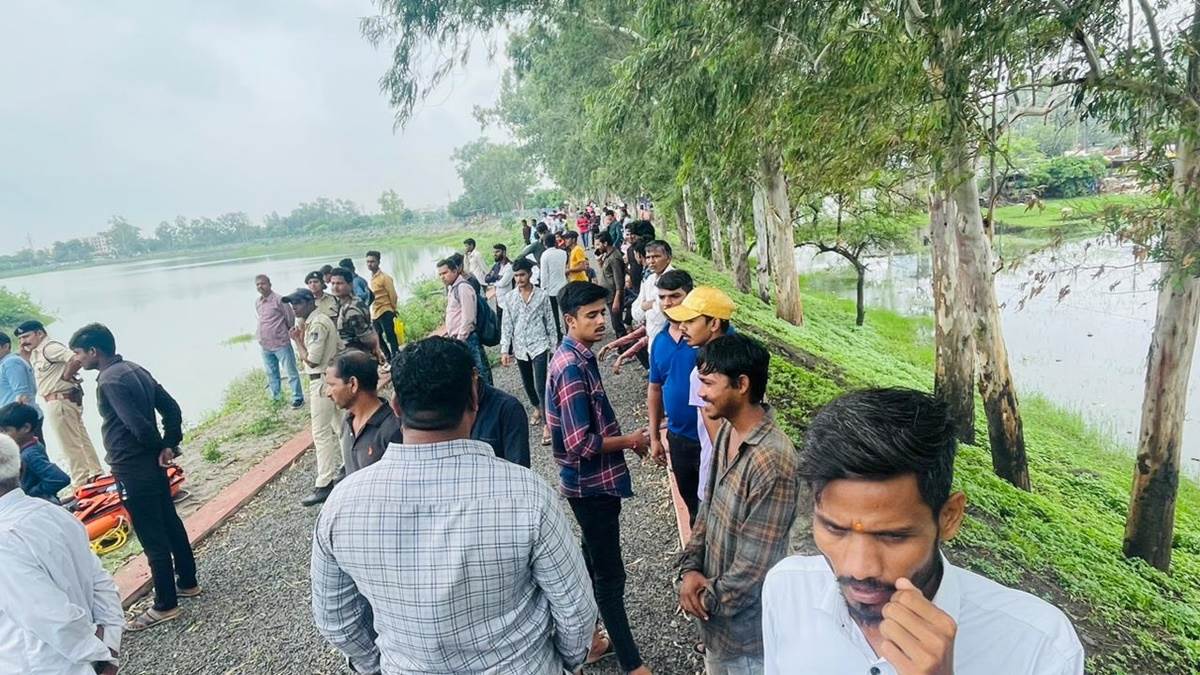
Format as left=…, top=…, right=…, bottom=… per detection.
left=311, top=336, right=597, bottom=675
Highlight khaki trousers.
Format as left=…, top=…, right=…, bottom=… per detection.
left=44, top=398, right=102, bottom=487
left=309, top=379, right=343, bottom=488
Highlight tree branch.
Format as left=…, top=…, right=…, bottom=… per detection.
left=1136, top=0, right=1167, bottom=70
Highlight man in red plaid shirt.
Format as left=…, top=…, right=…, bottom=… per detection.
left=546, top=281, right=653, bottom=675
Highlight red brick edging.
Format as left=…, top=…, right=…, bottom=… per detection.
left=114, top=428, right=315, bottom=608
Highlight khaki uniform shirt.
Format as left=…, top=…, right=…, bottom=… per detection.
left=30, top=340, right=78, bottom=397
left=314, top=293, right=339, bottom=322
left=303, top=312, right=341, bottom=376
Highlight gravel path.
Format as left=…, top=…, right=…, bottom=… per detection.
left=122, top=340, right=704, bottom=674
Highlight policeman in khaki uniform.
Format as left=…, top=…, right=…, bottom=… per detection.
left=305, top=270, right=340, bottom=322
left=14, top=320, right=103, bottom=487
left=283, top=289, right=345, bottom=506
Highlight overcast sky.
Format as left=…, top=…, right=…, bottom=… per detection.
left=1, top=0, right=507, bottom=248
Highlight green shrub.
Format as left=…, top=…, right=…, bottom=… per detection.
left=1016, top=154, right=1108, bottom=198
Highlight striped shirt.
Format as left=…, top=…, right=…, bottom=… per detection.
left=545, top=337, right=632, bottom=498
left=678, top=406, right=799, bottom=658
left=311, top=439, right=597, bottom=674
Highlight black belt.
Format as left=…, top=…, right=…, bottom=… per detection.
left=308, top=373, right=322, bottom=381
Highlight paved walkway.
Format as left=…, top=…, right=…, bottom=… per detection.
left=122, top=346, right=703, bottom=674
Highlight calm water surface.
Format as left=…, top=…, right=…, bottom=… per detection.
left=5, top=244, right=448, bottom=465
left=797, top=238, right=1200, bottom=476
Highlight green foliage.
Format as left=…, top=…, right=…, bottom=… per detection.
left=394, top=278, right=446, bottom=340
left=200, top=439, right=224, bottom=463
left=221, top=333, right=254, bottom=346
left=447, top=138, right=535, bottom=216
left=0, top=286, right=50, bottom=335
left=1013, top=155, right=1109, bottom=199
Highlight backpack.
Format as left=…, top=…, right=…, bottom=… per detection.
left=455, top=281, right=500, bottom=347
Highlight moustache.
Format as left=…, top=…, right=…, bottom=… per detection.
left=836, top=576, right=895, bottom=595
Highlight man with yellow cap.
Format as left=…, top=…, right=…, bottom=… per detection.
left=664, top=286, right=736, bottom=505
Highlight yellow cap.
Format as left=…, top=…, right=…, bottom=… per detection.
left=664, top=286, right=735, bottom=322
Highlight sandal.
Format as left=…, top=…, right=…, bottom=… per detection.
left=177, top=585, right=202, bottom=599
left=125, top=607, right=179, bottom=632
left=585, top=634, right=614, bottom=665
left=541, top=433, right=552, bottom=446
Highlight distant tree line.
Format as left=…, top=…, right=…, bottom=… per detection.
left=1, top=191, right=447, bottom=273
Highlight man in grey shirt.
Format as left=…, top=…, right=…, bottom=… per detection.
left=311, top=337, right=597, bottom=674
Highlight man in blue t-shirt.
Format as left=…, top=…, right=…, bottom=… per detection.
left=0, top=402, right=69, bottom=503
left=647, top=270, right=703, bottom=524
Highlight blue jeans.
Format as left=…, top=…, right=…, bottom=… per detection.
left=465, top=334, right=493, bottom=386
left=261, top=345, right=304, bottom=404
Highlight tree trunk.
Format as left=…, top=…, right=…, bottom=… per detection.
left=752, top=185, right=772, bottom=303
left=704, top=185, right=728, bottom=272
left=758, top=150, right=804, bottom=325
left=727, top=198, right=751, bottom=294
left=1124, top=134, right=1200, bottom=572
left=681, top=183, right=698, bottom=253
left=930, top=189, right=976, bottom=445
left=948, top=141, right=1030, bottom=491
left=854, top=263, right=866, bottom=326
left=673, top=198, right=693, bottom=252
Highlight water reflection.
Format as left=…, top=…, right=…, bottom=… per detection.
left=796, top=239, right=1199, bottom=476
left=4, top=244, right=450, bottom=467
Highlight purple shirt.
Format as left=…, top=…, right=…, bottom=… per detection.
left=545, top=337, right=632, bottom=499
left=256, top=291, right=295, bottom=351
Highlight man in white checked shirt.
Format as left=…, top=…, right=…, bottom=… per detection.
left=311, top=336, right=598, bottom=675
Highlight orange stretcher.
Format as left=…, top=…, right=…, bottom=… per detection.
left=71, top=466, right=186, bottom=552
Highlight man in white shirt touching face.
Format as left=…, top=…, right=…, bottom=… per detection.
left=762, top=388, right=1084, bottom=675
left=0, top=434, right=123, bottom=675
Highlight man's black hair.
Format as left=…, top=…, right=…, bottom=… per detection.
left=0, top=333, right=9, bottom=347
left=563, top=230, right=578, bottom=240
left=437, top=257, right=460, bottom=271
left=366, top=250, right=381, bottom=260
left=450, top=252, right=465, bottom=267
left=656, top=269, right=693, bottom=293
left=632, top=241, right=647, bottom=257
left=330, top=267, right=354, bottom=283
left=493, top=243, right=507, bottom=254
left=320, top=264, right=333, bottom=275
left=68, top=323, right=116, bottom=356
left=536, top=222, right=549, bottom=234
left=542, top=233, right=558, bottom=247
left=696, top=334, right=769, bottom=405
left=801, top=388, right=957, bottom=515
left=645, top=239, right=672, bottom=257
left=389, top=337, right=474, bottom=431
left=331, top=350, right=379, bottom=391
left=0, top=402, right=39, bottom=431
left=463, top=238, right=477, bottom=247
left=338, top=258, right=356, bottom=272
left=558, top=281, right=609, bottom=317
left=630, top=220, right=655, bottom=240
left=14, top=320, right=46, bottom=336
left=512, top=258, right=535, bottom=275
left=596, top=231, right=613, bottom=246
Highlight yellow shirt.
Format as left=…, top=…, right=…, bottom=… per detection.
left=567, top=245, right=589, bottom=282
left=369, top=271, right=399, bottom=320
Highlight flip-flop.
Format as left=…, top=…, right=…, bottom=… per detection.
left=177, top=585, right=202, bottom=599
left=584, top=635, right=614, bottom=665
left=125, top=607, right=179, bottom=632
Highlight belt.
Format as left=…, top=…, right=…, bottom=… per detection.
left=308, top=373, right=323, bottom=381
left=44, top=391, right=78, bottom=402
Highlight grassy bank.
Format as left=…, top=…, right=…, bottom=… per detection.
left=674, top=250, right=1198, bottom=674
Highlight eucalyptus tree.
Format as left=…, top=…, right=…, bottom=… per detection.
left=1055, top=0, right=1200, bottom=571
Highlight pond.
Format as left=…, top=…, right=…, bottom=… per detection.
left=4, top=243, right=449, bottom=467
left=797, top=237, right=1200, bottom=476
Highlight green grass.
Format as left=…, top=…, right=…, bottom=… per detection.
left=221, top=333, right=254, bottom=346
left=185, top=370, right=287, bottom=445
left=673, top=247, right=1199, bottom=674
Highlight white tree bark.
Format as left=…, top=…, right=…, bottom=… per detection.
left=759, top=150, right=804, bottom=325
left=752, top=185, right=772, bottom=303
left=930, top=189, right=976, bottom=444
left=704, top=183, right=728, bottom=271
left=728, top=197, right=751, bottom=293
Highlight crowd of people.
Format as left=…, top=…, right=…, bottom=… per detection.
left=0, top=202, right=1087, bottom=674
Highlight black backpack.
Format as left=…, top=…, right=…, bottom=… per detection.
left=455, top=282, right=500, bottom=347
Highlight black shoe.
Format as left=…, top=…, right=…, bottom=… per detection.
left=300, top=484, right=334, bottom=506
left=291, top=399, right=305, bottom=409
left=334, top=466, right=346, bottom=483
